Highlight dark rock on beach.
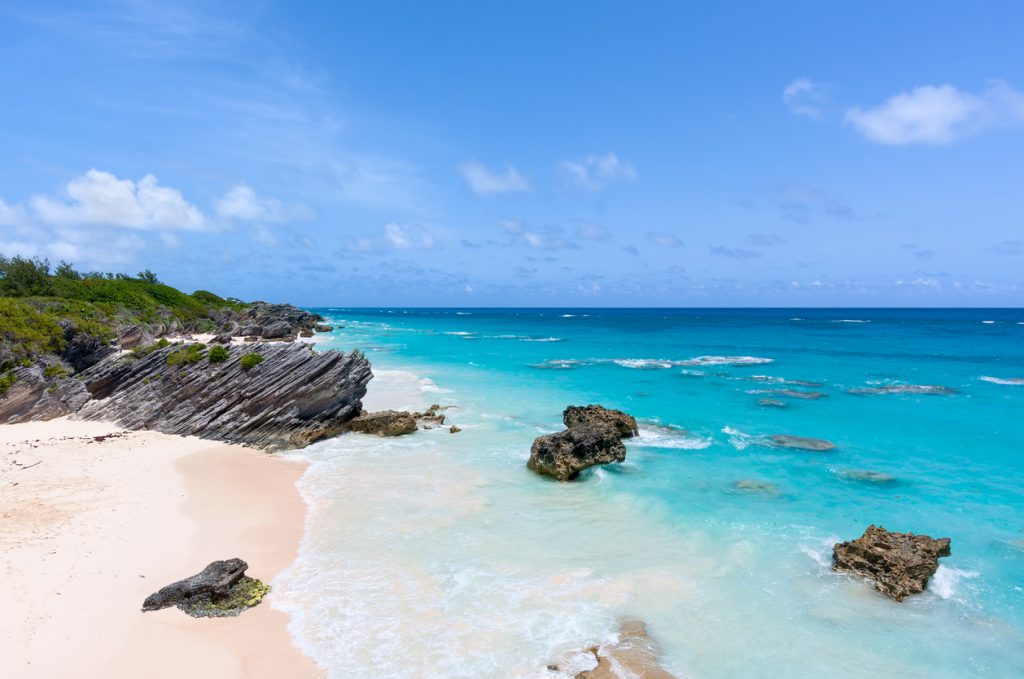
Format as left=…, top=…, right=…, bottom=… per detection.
left=832, top=524, right=951, bottom=601
left=72, top=342, right=371, bottom=450
left=142, top=558, right=270, bottom=617
left=563, top=404, right=639, bottom=438
left=769, top=434, right=835, bottom=451
left=344, top=409, right=418, bottom=436
left=0, top=363, right=91, bottom=424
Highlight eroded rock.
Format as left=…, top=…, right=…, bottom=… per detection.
left=563, top=404, right=639, bottom=438
left=528, top=425, right=626, bottom=481
left=558, top=618, right=676, bottom=679
left=832, top=524, right=951, bottom=601
left=343, top=409, right=417, bottom=436
left=142, top=558, right=269, bottom=617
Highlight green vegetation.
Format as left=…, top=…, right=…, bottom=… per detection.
left=166, top=343, right=207, bottom=366
left=0, top=255, right=247, bottom=369
left=208, top=345, right=230, bottom=363
left=132, top=337, right=171, bottom=359
left=43, top=364, right=69, bottom=379
left=0, top=370, right=16, bottom=395
left=240, top=352, right=264, bottom=370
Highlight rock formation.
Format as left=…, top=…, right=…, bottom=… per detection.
left=733, top=479, right=781, bottom=496
left=769, top=434, right=835, bottom=451
left=832, top=524, right=951, bottom=601
left=563, top=404, right=639, bottom=438
left=69, top=342, right=370, bottom=449
left=343, top=409, right=418, bottom=436
left=142, top=558, right=270, bottom=617
left=840, top=469, right=898, bottom=484
left=0, top=363, right=91, bottom=424
left=528, top=405, right=638, bottom=481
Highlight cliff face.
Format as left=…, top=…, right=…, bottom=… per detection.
left=1, top=342, right=372, bottom=450
left=74, top=342, right=371, bottom=450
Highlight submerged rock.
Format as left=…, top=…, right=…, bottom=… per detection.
left=769, top=434, right=835, bottom=451
left=848, top=384, right=956, bottom=396
left=74, top=342, right=371, bottom=450
left=142, top=558, right=269, bottom=617
left=563, top=404, right=639, bottom=438
left=529, top=425, right=627, bottom=481
left=840, top=469, right=898, bottom=484
left=733, top=479, right=781, bottom=496
left=449, top=425, right=462, bottom=433
left=832, top=525, right=951, bottom=601
left=344, top=409, right=417, bottom=436
left=771, top=389, right=827, bottom=400
left=560, top=618, right=676, bottom=679
left=413, top=403, right=447, bottom=428
left=758, top=398, right=787, bottom=408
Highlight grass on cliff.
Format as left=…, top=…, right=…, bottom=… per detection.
left=0, top=256, right=246, bottom=369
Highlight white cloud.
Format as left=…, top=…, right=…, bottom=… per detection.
left=845, top=80, right=1024, bottom=145
left=216, top=184, right=314, bottom=223
left=559, top=153, right=636, bottom=190
left=783, top=78, right=828, bottom=119
left=458, top=161, right=529, bottom=195
left=574, top=222, right=611, bottom=241
left=345, top=222, right=438, bottom=252
left=30, top=169, right=207, bottom=230
left=0, top=198, right=27, bottom=226
left=646, top=231, right=685, bottom=248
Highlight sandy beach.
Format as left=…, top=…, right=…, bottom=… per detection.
left=0, top=418, right=321, bottom=679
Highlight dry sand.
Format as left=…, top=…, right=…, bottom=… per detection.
left=0, top=418, right=322, bottom=679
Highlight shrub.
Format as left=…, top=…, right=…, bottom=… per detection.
left=166, top=343, right=207, bottom=366
left=43, top=364, right=69, bottom=379
left=240, top=352, right=264, bottom=370
left=132, top=337, right=171, bottom=358
left=0, top=369, right=16, bottom=396
left=0, top=255, right=52, bottom=296
left=208, top=345, right=230, bottom=363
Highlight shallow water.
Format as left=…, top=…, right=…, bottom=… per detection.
left=274, top=308, right=1024, bottom=678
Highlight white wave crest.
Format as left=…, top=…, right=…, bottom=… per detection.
left=800, top=536, right=841, bottom=569
left=680, top=355, right=774, bottom=367
left=613, top=359, right=675, bottom=370
left=523, top=337, right=563, bottom=342
left=722, top=426, right=757, bottom=450
left=630, top=426, right=712, bottom=450
left=980, top=376, right=1024, bottom=385
left=443, top=331, right=476, bottom=336
left=831, top=319, right=871, bottom=323
left=928, top=565, right=979, bottom=600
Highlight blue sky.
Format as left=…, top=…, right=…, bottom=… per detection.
left=0, top=1, right=1021, bottom=306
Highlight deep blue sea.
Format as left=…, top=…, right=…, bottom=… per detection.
left=275, top=308, right=1024, bottom=678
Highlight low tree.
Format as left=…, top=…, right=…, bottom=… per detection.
left=0, top=255, right=52, bottom=296
left=137, top=269, right=161, bottom=284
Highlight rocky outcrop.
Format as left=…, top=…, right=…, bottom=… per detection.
left=832, top=525, right=951, bottom=601
left=563, top=404, right=639, bottom=438
left=59, top=321, right=116, bottom=371
left=142, top=558, right=269, bottom=617
left=343, top=409, right=418, bottom=436
left=529, top=405, right=638, bottom=481
left=769, top=434, right=835, bottom=451
left=0, top=363, right=91, bottom=424
left=69, top=342, right=371, bottom=449
left=553, top=618, right=676, bottom=679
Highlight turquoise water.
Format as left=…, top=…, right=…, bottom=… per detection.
left=275, top=309, right=1024, bottom=678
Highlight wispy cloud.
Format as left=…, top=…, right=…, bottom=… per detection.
left=216, top=185, right=315, bottom=223
left=574, top=221, right=611, bottom=241
left=778, top=184, right=856, bottom=222
left=902, top=243, right=935, bottom=259
left=560, top=153, right=636, bottom=190
left=646, top=231, right=685, bottom=248
left=989, top=240, right=1024, bottom=256
left=745, top=233, right=786, bottom=247
left=458, top=161, right=529, bottom=195
left=710, top=245, right=760, bottom=260
left=845, top=80, right=1024, bottom=145
left=783, top=78, right=828, bottom=119
left=344, top=222, right=438, bottom=253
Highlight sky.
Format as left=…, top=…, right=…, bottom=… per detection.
left=0, top=0, right=1021, bottom=307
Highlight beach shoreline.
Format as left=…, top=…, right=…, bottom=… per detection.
left=0, top=418, right=321, bottom=678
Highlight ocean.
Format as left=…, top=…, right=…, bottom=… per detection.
left=274, top=308, right=1024, bottom=678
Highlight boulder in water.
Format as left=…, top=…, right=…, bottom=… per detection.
left=563, top=404, right=639, bottom=438
left=848, top=384, right=956, bottom=395
left=528, top=425, right=627, bottom=481
left=832, top=524, right=951, bottom=601
left=758, top=398, right=786, bottom=408
left=840, top=469, right=897, bottom=484
left=733, top=479, right=781, bottom=496
left=559, top=618, right=676, bottom=679
left=769, top=434, right=835, bottom=451
left=142, top=558, right=270, bottom=617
